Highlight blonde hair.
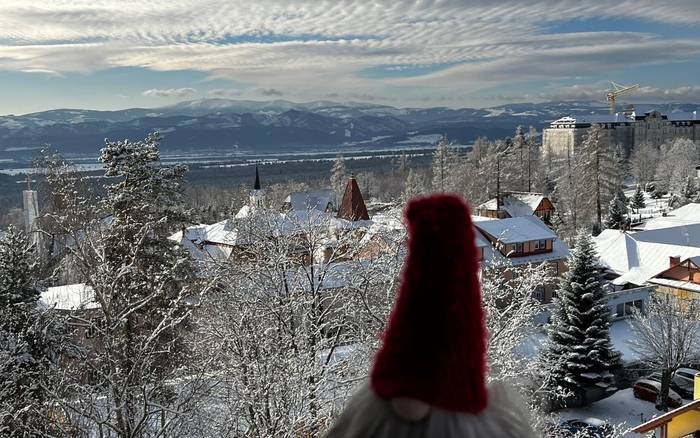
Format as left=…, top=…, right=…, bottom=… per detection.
left=325, top=382, right=536, bottom=438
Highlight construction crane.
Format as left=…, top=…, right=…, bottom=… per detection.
left=606, top=82, right=640, bottom=114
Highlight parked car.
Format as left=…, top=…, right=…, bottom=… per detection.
left=633, top=379, right=682, bottom=408
left=555, top=418, right=613, bottom=437
left=674, top=367, right=700, bottom=383
left=647, top=372, right=695, bottom=399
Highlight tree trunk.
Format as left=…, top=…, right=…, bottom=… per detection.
left=656, top=368, right=672, bottom=411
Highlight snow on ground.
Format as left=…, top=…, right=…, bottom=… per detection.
left=623, top=184, right=671, bottom=222
left=559, top=389, right=665, bottom=437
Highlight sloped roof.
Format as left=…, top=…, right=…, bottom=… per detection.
left=40, top=284, right=98, bottom=310
left=642, top=203, right=700, bottom=230
left=477, top=193, right=547, bottom=217
left=284, top=190, right=334, bottom=212
left=473, top=215, right=569, bottom=267
left=595, top=224, right=700, bottom=286
left=474, top=215, right=556, bottom=244
left=337, top=177, right=369, bottom=221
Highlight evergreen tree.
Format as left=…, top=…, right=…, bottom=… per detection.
left=330, top=154, right=347, bottom=202
left=578, top=124, right=623, bottom=230
left=544, top=230, right=619, bottom=398
left=431, top=136, right=461, bottom=193
left=604, top=191, right=627, bottom=230
left=630, top=185, right=646, bottom=213
left=402, top=168, right=425, bottom=202
left=0, top=226, right=62, bottom=436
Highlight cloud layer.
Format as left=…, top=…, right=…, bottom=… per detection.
left=0, top=1, right=698, bottom=106
left=142, top=87, right=196, bottom=97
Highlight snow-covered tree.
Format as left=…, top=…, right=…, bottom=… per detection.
left=630, top=294, right=700, bottom=411
left=330, top=154, right=347, bottom=201
left=604, top=191, right=627, bottom=230
left=656, top=138, right=698, bottom=194
left=42, top=134, right=214, bottom=437
left=577, top=124, right=624, bottom=230
left=630, top=185, right=646, bottom=213
left=191, top=205, right=406, bottom=436
left=402, top=168, right=425, bottom=202
left=431, top=136, right=462, bottom=193
left=630, top=141, right=659, bottom=188
left=0, top=226, right=64, bottom=436
left=543, top=230, right=619, bottom=401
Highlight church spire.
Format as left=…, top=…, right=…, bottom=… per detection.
left=254, top=165, right=261, bottom=190
left=337, top=174, right=370, bottom=221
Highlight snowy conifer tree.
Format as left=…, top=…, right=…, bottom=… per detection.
left=402, top=168, right=425, bottom=201
left=544, top=230, right=619, bottom=400
left=604, top=191, right=627, bottom=230
left=0, top=226, right=63, bottom=436
left=43, top=134, right=213, bottom=437
left=330, top=154, right=347, bottom=201
left=630, top=185, right=646, bottom=213
left=431, top=136, right=461, bottom=193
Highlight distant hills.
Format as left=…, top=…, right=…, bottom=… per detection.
left=1, top=99, right=698, bottom=158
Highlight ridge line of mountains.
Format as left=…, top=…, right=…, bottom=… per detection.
left=1, top=99, right=698, bottom=157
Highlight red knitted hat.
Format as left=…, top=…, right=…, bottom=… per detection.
left=370, top=194, right=488, bottom=414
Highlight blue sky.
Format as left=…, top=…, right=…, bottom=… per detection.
left=0, top=0, right=699, bottom=115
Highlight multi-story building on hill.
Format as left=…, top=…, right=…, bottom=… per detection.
left=542, top=109, right=699, bottom=156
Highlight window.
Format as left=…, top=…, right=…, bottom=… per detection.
left=514, top=242, right=524, bottom=254
left=534, top=240, right=547, bottom=250
left=534, top=287, right=545, bottom=303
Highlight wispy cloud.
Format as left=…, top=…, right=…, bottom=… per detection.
left=0, top=1, right=698, bottom=107
left=208, top=88, right=242, bottom=97
left=142, top=87, right=196, bottom=97
left=259, top=88, right=283, bottom=97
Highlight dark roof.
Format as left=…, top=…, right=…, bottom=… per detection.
left=254, top=166, right=261, bottom=190
left=337, top=176, right=370, bottom=221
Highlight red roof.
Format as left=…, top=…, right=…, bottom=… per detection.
left=337, top=176, right=370, bottom=221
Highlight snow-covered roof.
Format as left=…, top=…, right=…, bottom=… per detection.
left=595, top=224, right=700, bottom=286
left=40, top=284, right=98, bottom=310
left=666, top=111, right=698, bottom=122
left=478, top=193, right=547, bottom=218
left=648, top=277, right=700, bottom=293
left=642, top=203, right=700, bottom=230
left=474, top=216, right=556, bottom=244
left=550, top=113, right=633, bottom=126
left=283, top=190, right=334, bottom=212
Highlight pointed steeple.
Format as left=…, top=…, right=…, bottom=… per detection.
left=254, top=165, right=261, bottom=190
left=249, top=165, right=266, bottom=209
left=337, top=174, right=370, bottom=221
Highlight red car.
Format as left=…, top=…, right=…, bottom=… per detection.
left=633, top=379, right=682, bottom=408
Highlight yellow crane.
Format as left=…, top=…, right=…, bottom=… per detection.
left=606, top=82, right=640, bottom=114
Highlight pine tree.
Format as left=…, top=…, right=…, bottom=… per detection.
left=544, top=230, right=619, bottom=398
left=330, top=154, right=347, bottom=201
left=578, top=124, right=623, bottom=230
left=0, top=226, right=63, bottom=436
left=604, top=191, right=627, bottom=229
left=630, top=185, right=646, bottom=213
left=402, top=168, right=425, bottom=201
left=431, top=136, right=461, bottom=193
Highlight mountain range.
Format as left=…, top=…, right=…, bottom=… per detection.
left=1, top=99, right=698, bottom=158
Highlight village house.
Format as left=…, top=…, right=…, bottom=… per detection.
left=648, top=256, right=700, bottom=301
left=472, top=215, right=569, bottom=304
left=476, top=192, right=555, bottom=224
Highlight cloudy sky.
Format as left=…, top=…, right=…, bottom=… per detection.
left=1, top=0, right=699, bottom=115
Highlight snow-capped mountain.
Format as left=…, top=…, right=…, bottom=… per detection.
left=0, top=99, right=697, bottom=157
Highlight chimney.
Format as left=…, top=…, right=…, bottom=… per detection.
left=670, top=256, right=681, bottom=268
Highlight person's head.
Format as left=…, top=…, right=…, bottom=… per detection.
left=325, top=195, right=535, bottom=438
